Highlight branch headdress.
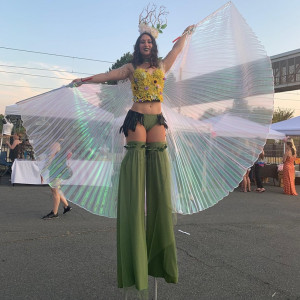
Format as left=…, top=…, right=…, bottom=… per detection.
left=138, top=4, right=168, bottom=39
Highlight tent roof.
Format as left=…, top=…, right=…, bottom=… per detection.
left=267, top=128, right=286, bottom=140
left=5, top=104, right=20, bottom=116
left=204, top=114, right=285, bottom=139
left=271, top=116, right=300, bottom=136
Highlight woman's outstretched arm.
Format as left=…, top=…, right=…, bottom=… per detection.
left=71, top=63, right=133, bottom=86
left=162, top=25, right=195, bottom=73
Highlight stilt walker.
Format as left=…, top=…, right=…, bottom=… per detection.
left=15, top=3, right=274, bottom=299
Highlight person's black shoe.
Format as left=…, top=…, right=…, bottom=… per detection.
left=42, top=211, right=58, bottom=219
left=63, top=206, right=72, bottom=214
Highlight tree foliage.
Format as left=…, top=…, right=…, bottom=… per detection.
left=107, top=52, right=133, bottom=85
left=272, top=107, right=294, bottom=123
left=199, top=108, right=224, bottom=120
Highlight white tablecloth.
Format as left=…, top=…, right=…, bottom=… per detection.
left=11, top=160, right=48, bottom=185
left=11, top=159, right=113, bottom=186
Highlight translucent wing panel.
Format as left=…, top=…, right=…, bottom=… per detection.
left=18, top=82, right=132, bottom=217
left=163, top=2, right=274, bottom=213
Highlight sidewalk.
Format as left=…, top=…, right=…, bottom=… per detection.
left=0, top=176, right=300, bottom=299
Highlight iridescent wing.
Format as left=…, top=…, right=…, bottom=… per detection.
left=18, top=81, right=132, bottom=218
left=162, top=2, right=274, bottom=213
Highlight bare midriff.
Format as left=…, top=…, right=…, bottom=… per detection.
left=131, top=101, right=162, bottom=115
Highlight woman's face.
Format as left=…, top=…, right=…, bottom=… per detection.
left=139, top=34, right=153, bottom=57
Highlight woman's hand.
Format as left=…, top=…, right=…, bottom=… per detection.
left=172, top=24, right=195, bottom=43
left=182, top=25, right=195, bottom=36
left=70, top=78, right=83, bottom=88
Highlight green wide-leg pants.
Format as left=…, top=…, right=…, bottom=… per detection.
left=117, top=141, right=178, bottom=291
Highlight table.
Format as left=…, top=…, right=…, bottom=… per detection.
left=257, top=164, right=278, bottom=186
left=11, top=159, right=113, bottom=187
left=260, top=164, right=278, bottom=180
left=277, top=170, right=300, bottom=187
left=11, top=160, right=48, bottom=185
left=261, top=164, right=300, bottom=186
left=278, top=170, right=284, bottom=187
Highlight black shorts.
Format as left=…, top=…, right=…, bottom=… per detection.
left=119, top=110, right=168, bottom=137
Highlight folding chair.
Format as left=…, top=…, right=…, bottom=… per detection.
left=0, top=151, right=12, bottom=177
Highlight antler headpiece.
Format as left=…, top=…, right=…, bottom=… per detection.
left=138, top=4, right=168, bottom=39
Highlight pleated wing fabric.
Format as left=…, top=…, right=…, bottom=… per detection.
left=17, top=2, right=274, bottom=217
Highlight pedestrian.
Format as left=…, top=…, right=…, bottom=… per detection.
left=42, top=139, right=72, bottom=219
left=283, top=138, right=298, bottom=195
left=255, top=150, right=266, bottom=192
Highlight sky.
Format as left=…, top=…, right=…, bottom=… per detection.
left=0, top=0, right=299, bottom=117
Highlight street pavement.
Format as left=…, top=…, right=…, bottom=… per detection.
left=0, top=175, right=300, bottom=300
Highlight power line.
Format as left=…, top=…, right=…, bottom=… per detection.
left=0, top=64, right=94, bottom=75
left=1, top=80, right=300, bottom=100
left=0, top=70, right=73, bottom=80
left=0, top=46, right=114, bottom=63
left=0, top=68, right=299, bottom=92
left=0, top=83, right=54, bottom=89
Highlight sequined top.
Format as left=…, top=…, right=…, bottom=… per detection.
left=131, top=68, right=166, bottom=102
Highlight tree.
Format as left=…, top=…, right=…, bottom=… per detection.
left=107, top=52, right=133, bottom=85
left=272, top=107, right=294, bottom=123
left=199, top=108, right=224, bottom=120
left=96, top=52, right=133, bottom=113
left=245, top=107, right=273, bottom=123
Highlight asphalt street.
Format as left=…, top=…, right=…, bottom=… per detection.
left=0, top=176, right=300, bottom=300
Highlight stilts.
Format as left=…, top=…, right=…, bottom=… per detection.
left=154, top=278, right=158, bottom=300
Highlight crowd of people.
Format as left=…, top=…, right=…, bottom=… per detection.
left=241, top=137, right=298, bottom=196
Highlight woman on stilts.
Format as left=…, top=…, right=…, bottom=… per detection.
left=17, top=3, right=274, bottom=299
left=72, top=14, right=194, bottom=296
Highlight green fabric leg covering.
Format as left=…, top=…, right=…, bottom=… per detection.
left=146, top=142, right=178, bottom=284
left=117, top=141, right=148, bottom=291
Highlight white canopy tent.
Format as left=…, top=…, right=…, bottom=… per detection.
left=5, top=104, right=20, bottom=116
left=268, top=128, right=286, bottom=140
left=270, top=116, right=300, bottom=136
left=204, top=114, right=285, bottom=140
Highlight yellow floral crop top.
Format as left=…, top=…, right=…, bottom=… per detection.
left=131, top=68, right=166, bottom=103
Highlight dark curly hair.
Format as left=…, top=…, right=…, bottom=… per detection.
left=132, top=32, right=159, bottom=68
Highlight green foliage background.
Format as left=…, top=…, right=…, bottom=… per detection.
left=107, top=52, right=133, bottom=85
